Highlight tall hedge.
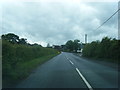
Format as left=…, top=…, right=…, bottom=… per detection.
left=2, top=39, right=58, bottom=83
left=82, top=37, right=119, bottom=63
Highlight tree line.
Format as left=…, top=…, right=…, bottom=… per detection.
left=1, top=33, right=42, bottom=46
left=1, top=33, right=58, bottom=87
left=46, top=39, right=82, bottom=53
left=65, top=39, right=81, bottom=52
left=82, top=37, right=120, bottom=63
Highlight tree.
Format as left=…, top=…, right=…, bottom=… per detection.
left=100, top=37, right=111, bottom=58
left=19, top=38, right=27, bottom=44
left=32, top=43, right=42, bottom=47
left=82, top=36, right=119, bottom=63
left=2, top=33, right=20, bottom=44
left=65, top=39, right=81, bottom=52
left=73, top=39, right=80, bottom=52
left=66, top=40, right=74, bottom=52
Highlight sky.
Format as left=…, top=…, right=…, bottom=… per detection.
left=0, top=0, right=119, bottom=47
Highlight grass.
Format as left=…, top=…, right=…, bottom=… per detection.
left=3, top=53, right=59, bottom=88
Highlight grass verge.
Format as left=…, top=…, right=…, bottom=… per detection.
left=3, top=53, right=59, bottom=88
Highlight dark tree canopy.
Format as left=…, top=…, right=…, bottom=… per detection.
left=2, top=33, right=20, bottom=44
left=73, top=39, right=80, bottom=52
left=82, top=36, right=119, bottom=62
left=1, top=33, right=28, bottom=45
left=65, top=39, right=81, bottom=52
left=66, top=40, right=74, bottom=51
left=19, top=38, right=27, bottom=44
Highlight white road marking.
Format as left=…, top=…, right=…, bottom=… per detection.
left=65, top=56, right=69, bottom=60
left=69, top=60, right=74, bottom=65
left=66, top=56, right=74, bottom=65
left=65, top=56, right=68, bottom=59
left=76, top=68, right=93, bottom=90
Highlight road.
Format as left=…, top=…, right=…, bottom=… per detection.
left=16, top=52, right=118, bottom=89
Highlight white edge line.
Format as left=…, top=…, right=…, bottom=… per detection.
left=76, top=68, right=93, bottom=90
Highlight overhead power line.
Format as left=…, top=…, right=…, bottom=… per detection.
left=96, top=8, right=120, bottom=30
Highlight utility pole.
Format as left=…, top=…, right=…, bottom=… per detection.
left=118, top=1, right=120, bottom=40
left=85, top=34, right=87, bottom=44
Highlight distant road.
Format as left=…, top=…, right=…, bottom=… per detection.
left=16, top=52, right=118, bottom=89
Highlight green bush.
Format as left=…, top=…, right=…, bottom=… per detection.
left=2, top=39, right=59, bottom=87
left=82, top=37, right=119, bottom=63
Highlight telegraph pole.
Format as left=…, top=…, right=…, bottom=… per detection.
left=85, top=34, right=87, bottom=44
left=118, top=1, right=120, bottom=40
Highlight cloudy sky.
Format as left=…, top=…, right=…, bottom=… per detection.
left=0, top=0, right=119, bottom=46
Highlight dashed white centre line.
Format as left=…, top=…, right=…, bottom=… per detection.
left=66, top=55, right=93, bottom=89
left=69, top=60, right=74, bottom=65
left=76, top=68, right=93, bottom=90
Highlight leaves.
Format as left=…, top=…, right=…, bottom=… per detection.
left=2, top=34, right=58, bottom=87
left=82, top=37, right=119, bottom=62
left=2, top=33, right=27, bottom=45
left=65, top=39, right=80, bottom=52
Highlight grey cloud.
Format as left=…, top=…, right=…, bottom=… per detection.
left=1, top=1, right=118, bottom=46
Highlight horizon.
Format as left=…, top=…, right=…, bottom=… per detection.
left=0, top=1, right=119, bottom=46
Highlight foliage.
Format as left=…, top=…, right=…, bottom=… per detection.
left=65, top=39, right=80, bottom=52
left=19, top=38, right=27, bottom=44
left=2, top=33, right=59, bottom=87
left=82, top=37, right=119, bottom=62
left=2, top=33, right=27, bottom=44
left=2, top=33, right=20, bottom=44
